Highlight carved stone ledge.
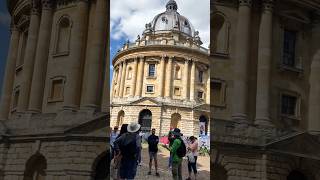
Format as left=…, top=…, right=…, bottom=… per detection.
left=239, top=0, right=252, bottom=7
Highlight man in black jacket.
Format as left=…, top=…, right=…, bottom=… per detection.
left=147, top=128, right=160, bottom=176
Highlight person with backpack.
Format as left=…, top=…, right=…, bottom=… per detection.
left=147, top=128, right=160, bottom=176
left=114, top=122, right=141, bottom=180
left=169, top=128, right=186, bottom=180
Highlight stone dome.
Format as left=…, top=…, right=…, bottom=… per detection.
left=147, top=0, right=196, bottom=37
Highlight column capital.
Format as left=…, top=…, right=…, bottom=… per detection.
left=239, top=0, right=252, bottom=7
left=31, top=0, right=40, bottom=15
left=42, top=0, right=54, bottom=10
left=262, top=0, right=274, bottom=12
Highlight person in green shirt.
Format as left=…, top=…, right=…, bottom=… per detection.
left=169, top=128, right=183, bottom=180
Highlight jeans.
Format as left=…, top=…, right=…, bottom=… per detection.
left=187, top=156, right=198, bottom=174
left=172, top=161, right=182, bottom=180
left=119, top=158, right=138, bottom=179
left=168, top=153, right=172, bottom=167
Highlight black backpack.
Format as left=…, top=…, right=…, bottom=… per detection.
left=120, top=134, right=138, bottom=159
left=176, top=138, right=186, bottom=158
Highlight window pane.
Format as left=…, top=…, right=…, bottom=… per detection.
left=147, top=86, right=154, bottom=92
left=148, top=64, right=155, bottom=77
left=213, top=82, right=222, bottom=104
left=281, top=95, right=297, bottom=115
left=199, top=71, right=203, bottom=83
left=283, top=30, right=296, bottom=67
left=51, top=80, right=63, bottom=100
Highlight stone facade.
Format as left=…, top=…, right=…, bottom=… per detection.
left=211, top=0, right=320, bottom=179
left=110, top=0, right=210, bottom=137
left=0, top=0, right=109, bottom=179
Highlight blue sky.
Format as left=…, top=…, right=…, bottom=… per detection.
left=0, top=1, right=10, bottom=98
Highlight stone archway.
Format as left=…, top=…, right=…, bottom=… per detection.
left=23, top=153, right=47, bottom=180
left=171, top=113, right=181, bottom=129
left=199, top=115, right=208, bottom=135
left=117, top=110, right=125, bottom=127
left=212, top=164, right=227, bottom=180
left=287, top=170, right=308, bottom=180
left=92, top=151, right=109, bottom=180
left=139, top=109, right=152, bottom=133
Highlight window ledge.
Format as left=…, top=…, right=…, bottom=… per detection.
left=52, top=51, right=69, bottom=57
left=279, top=64, right=303, bottom=74
left=213, top=103, right=226, bottom=108
left=146, top=92, right=155, bottom=94
left=280, top=114, right=301, bottom=121
left=16, top=64, right=23, bottom=73
left=197, top=82, right=205, bottom=86
left=48, top=98, right=63, bottom=103
left=211, top=52, right=230, bottom=58
left=146, top=76, right=157, bottom=79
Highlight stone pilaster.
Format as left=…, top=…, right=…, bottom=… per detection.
left=190, top=60, right=196, bottom=101
left=110, top=68, right=116, bottom=100
left=135, top=57, right=145, bottom=97
left=116, top=63, right=123, bottom=97
left=183, top=59, right=189, bottom=99
left=255, top=0, right=274, bottom=126
left=0, top=26, right=20, bottom=120
left=158, top=55, right=166, bottom=97
left=231, top=0, right=252, bottom=121
left=63, top=0, right=89, bottom=110
left=130, top=57, right=138, bottom=96
left=16, top=1, right=42, bottom=112
left=81, top=0, right=107, bottom=110
left=119, top=60, right=127, bottom=97
left=165, top=57, right=173, bottom=98
left=28, top=0, right=54, bottom=113
left=206, top=71, right=210, bottom=104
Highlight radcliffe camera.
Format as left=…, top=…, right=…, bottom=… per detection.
left=0, top=0, right=320, bottom=180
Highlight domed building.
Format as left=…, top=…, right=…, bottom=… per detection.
left=110, top=0, right=210, bottom=136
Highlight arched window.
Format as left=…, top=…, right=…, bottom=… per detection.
left=117, top=111, right=125, bottom=127
left=139, top=109, right=152, bottom=133
left=171, top=113, right=181, bottom=129
left=23, top=153, right=47, bottom=180
left=211, top=12, right=230, bottom=55
left=199, top=115, right=208, bottom=135
left=175, top=65, right=181, bottom=79
left=55, top=16, right=71, bottom=55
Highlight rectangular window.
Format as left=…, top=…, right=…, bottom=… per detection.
left=283, top=30, right=296, bottom=67
left=12, top=89, right=20, bottom=110
left=281, top=94, right=297, bottom=116
left=212, top=82, right=222, bottom=105
left=146, top=85, right=154, bottom=93
left=174, top=87, right=181, bottom=96
left=49, top=79, right=64, bottom=102
left=198, top=71, right=204, bottom=83
left=198, top=91, right=204, bottom=99
left=148, top=64, right=156, bottom=77
left=126, top=87, right=130, bottom=95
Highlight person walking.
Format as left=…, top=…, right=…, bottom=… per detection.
left=169, top=128, right=185, bottom=180
left=110, top=126, right=119, bottom=160
left=168, top=129, right=175, bottom=169
left=114, top=122, right=141, bottom=180
left=147, top=128, right=160, bottom=176
left=186, top=136, right=198, bottom=180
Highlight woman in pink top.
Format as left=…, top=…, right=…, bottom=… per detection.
left=186, top=136, right=198, bottom=180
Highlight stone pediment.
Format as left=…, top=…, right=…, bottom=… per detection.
left=64, top=114, right=108, bottom=136
left=129, top=97, right=161, bottom=106
left=265, top=132, right=320, bottom=160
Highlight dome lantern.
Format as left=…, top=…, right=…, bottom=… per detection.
left=166, top=0, right=178, bottom=11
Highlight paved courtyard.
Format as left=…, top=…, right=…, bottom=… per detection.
left=134, top=144, right=210, bottom=180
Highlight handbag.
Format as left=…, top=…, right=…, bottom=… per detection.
left=187, top=152, right=195, bottom=163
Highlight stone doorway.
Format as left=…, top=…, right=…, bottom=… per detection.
left=171, top=113, right=181, bottom=129
left=92, top=152, right=109, bottom=180
left=199, top=115, right=208, bottom=135
left=287, top=170, right=308, bottom=180
left=139, top=109, right=152, bottom=133
left=23, top=153, right=47, bottom=180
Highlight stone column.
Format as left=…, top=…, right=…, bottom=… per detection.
left=119, top=60, right=127, bottom=97
left=28, top=0, right=54, bottom=113
left=190, top=60, right=196, bottom=101
left=130, top=57, right=138, bottom=96
left=231, top=0, right=252, bottom=121
left=165, top=57, right=173, bottom=98
left=0, top=26, right=20, bottom=120
left=81, top=0, right=107, bottom=110
left=158, top=55, right=166, bottom=97
left=16, top=1, right=41, bottom=112
left=63, top=0, right=89, bottom=110
left=135, top=57, right=145, bottom=97
left=255, top=0, right=274, bottom=126
left=116, top=63, right=123, bottom=97
left=110, top=68, right=116, bottom=100
left=183, top=59, right=189, bottom=99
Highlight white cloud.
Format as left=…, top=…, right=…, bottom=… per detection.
left=110, top=0, right=210, bottom=47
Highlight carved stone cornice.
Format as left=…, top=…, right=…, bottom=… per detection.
left=262, top=0, right=274, bottom=12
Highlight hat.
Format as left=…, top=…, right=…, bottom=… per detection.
left=173, top=128, right=181, bottom=136
left=127, top=122, right=141, bottom=133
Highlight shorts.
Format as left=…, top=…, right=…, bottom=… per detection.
left=149, top=151, right=158, bottom=160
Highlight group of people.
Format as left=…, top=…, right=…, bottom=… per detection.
left=110, top=122, right=199, bottom=180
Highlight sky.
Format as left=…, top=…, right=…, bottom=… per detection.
left=0, top=1, right=10, bottom=98
left=110, top=0, right=210, bottom=82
